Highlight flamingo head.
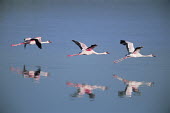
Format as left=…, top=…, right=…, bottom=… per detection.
left=47, top=40, right=52, bottom=43
left=105, top=52, right=110, bottom=54
left=152, top=54, right=156, bottom=57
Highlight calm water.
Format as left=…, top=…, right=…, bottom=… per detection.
left=0, top=0, right=170, bottom=113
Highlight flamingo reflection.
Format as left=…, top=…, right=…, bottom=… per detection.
left=10, top=65, right=49, bottom=81
left=66, top=82, right=107, bottom=99
left=113, top=75, right=154, bottom=97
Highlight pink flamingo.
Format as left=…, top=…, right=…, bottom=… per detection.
left=114, top=40, right=156, bottom=63
left=11, top=37, right=52, bottom=49
left=68, top=40, right=109, bottom=56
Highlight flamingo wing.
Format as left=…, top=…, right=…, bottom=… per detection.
left=34, top=37, right=42, bottom=43
left=24, top=43, right=27, bottom=49
left=31, top=39, right=42, bottom=49
left=24, top=38, right=31, bottom=49
left=120, top=40, right=135, bottom=53
left=72, top=40, right=88, bottom=50
left=86, top=44, right=97, bottom=50
left=24, top=38, right=32, bottom=41
left=133, top=46, right=143, bottom=54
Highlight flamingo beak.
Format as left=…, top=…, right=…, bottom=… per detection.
left=106, top=52, right=110, bottom=54
left=153, top=55, right=156, bottom=57
left=48, top=41, right=52, bottom=43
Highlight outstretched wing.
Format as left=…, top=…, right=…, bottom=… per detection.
left=24, top=38, right=32, bottom=41
left=24, top=38, right=31, bottom=49
left=120, top=40, right=135, bottom=53
left=34, top=37, right=42, bottom=43
left=24, top=44, right=27, bottom=49
left=133, top=46, right=143, bottom=54
left=72, top=40, right=88, bottom=50
left=86, top=44, right=97, bottom=50
left=31, top=39, right=42, bottom=49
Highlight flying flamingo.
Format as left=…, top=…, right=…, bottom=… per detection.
left=11, top=37, right=52, bottom=49
left=114, top=40, right=156, bottom=63
left=68, top=40, right=109, bottom=56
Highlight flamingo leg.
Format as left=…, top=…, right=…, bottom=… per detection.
left=66, top=82, right=82, bottom=87
left=67, top=54, right=81, bottom=57
left=113, top=56, right=129, bottom=63
left=11, top=43, right=25, bottom=46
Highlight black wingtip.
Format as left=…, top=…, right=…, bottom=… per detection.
left=152, top=54, right=156, bottom=57
left=32, top=39, right=42, bottom=49
left=120, top=40, right=126, bottom=45
left=135, top=47, right=143, bottom=50
left=92, top=44, right=97, bottom=46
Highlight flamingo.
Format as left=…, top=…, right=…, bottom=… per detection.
left=68, top=40, right=109, bottom=56
left=114, top=40, right=156, bottom=63
left=11, top=37, right=52, bottom=49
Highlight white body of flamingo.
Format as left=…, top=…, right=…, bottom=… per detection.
left=114, top=40, right=156, bottom=63
left=68, top=40, right=109, bottom=56
left=11, top=37, right=52, bottom=49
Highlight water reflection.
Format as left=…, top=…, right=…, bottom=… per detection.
left=113, top=75, right=154, bottom=98
left=66, top=82, right=107, bottom=99
left=10, top=65, right=49, bottom=82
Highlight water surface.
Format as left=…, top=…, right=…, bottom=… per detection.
left=0, top=0, right=170, bottom=113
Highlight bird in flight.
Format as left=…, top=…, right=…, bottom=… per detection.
left=114, top=40, right=156, bottom=63
left=11, top=37, right=52, bottom=49
left=68, top=40, right=109, bottom=57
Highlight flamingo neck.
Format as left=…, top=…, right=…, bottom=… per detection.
left=41, top=41, right=50, bottom=44
left=67, top=53, right=81, bottom=57
left=141, top=54, right=154, bottom=57
left=94, top=52, right=108, bottom=55
left=128, top=53, right=153, bottom=57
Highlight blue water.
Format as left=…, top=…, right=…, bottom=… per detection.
left=0, top=0, right=170, bottom=113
